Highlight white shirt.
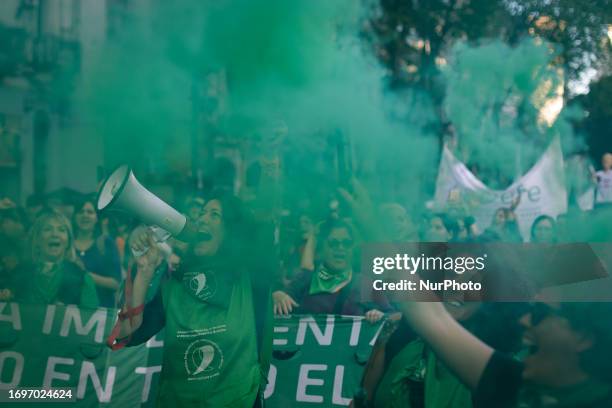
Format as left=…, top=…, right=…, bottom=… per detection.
left=595, top=169, right=612, bottom=203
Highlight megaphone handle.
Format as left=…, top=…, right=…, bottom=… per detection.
left=150, top=225, right=172, bottom=242
left=131, top=226, right=172, bottom=258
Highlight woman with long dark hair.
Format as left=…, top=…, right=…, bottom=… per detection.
left=112, top=191, right=276, bottom=407
left=73, top=195, right=122, bottom=307
left=273, top=218, right=388, bottom=322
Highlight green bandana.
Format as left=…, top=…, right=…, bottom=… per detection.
left=21, top=262, right=98, bottom=308
left=32, top=263, right=63, bottom=304
left=308, top=264, right=352, bottom=295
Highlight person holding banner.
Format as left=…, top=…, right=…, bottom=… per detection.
left=483, top=194, right=522, bottom=242
left=530, top=215, right=557, bottom=244
left=13, top=210, right=99, bottom=308
left=273, top=218, right=389, bottom=322
left=113, top=191, right=276, bottom=408
left=343, top=182, right=612, bottom=408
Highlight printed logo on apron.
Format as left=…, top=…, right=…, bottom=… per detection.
left=184, top=338, right=224, bottom=381
left=182, top=269, right=218, bottom=301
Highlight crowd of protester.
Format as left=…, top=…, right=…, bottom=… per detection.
left=0, top=151, right=610, bottom=407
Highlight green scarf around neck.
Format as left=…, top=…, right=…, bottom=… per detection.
left=308, top=263, right=352, bottom=295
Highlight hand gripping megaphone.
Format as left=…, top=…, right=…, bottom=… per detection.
left=96, top=165, right=197, bottom=251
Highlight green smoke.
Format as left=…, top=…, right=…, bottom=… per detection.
left=440, top=38, right=612, bottom=242
left=77, top=0, right=439, bottom=210
left=442, top=38, right=569, bottom=186
left=71, top=1, right=610, bottom=241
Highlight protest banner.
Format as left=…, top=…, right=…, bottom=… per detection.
left=434, top=137, right=567, bottom=240
left=0, top=303, right=382, bottom=407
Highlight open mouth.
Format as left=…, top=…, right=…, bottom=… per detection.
left=332, top=256, right=346, bottom=265
left=196, top=231, right=212, bottom=241
left=332, top=252, right=346, bottom=260
left=47, top=241, right=62, bottom=249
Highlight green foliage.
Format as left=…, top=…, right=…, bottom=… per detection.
left=505, top=0, right=612, bottom=85
left=370, top=0, right=611, bottom=93
left=573, top=75, right=612, bottom=161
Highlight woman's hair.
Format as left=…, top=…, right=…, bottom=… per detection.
left=26, top=210, right=76, bottom=264
left=530, top=214, right=556, bottom=241
left=72, top=194, right=102, bottom=238
left=315, top=218, right=355, bottom=252
left=195, top=189, right=250, bottom=262
left=562, top=302, right=612, bottom=383
left=422, top=212, right=457, bottom=240
left=490, top=208, right=506, bottom=226
left=447, top=216, right=466, bottom=242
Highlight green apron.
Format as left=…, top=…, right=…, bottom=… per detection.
left=20, top=262, right=99, bottom=308
left=156, top=264, right=261, bottom=407
left=375, top=339, right=472, bottom=408
left=377, top=340, right=611, bottom=408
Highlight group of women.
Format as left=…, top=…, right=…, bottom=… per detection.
left=8, top=183, right=611, bottom=408
left=343, top=186, right=612, bottom=408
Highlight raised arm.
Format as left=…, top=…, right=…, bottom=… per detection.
left=88, top=236, right=123, bottom=291
left=395, top=301, right=494, bottom=390
left=117, top=226, right=164, bottom=338
left=299, top=230, right=316, bottom=271
left=89, top=273, right=120, bottom=290
left=339, top=178, right=495, bottom=390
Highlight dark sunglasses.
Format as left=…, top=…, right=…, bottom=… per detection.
left=327, top=239, right=354, bottom=250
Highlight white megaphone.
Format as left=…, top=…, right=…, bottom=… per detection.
left=97, top=165, right=197, bottom=255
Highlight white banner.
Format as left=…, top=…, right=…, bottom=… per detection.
left=434, top=138, right=567, bottom=241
